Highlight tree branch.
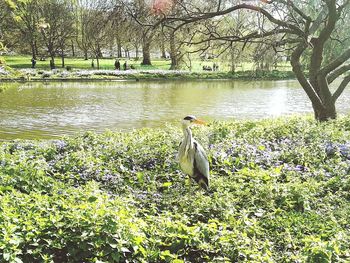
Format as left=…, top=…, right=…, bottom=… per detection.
left=333, top=75, right=350, bottom=101
left=317, top=0, right=338, bottom=45
left=290, top=42, right=323, bottom=106
left=327, top=64, right=350, bottom=84
left=337, top=0, right=350, bottom=13
left=183, top=27, right=295, bottom=45
left=169, top=3, right=305, bottom=36
left=272, top=0, right=312, bottom=22
left=320, top=47, right=350, bottom=75
left=309, top=4, right=328, bottom=35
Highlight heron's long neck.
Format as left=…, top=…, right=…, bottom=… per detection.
left=182, top=125, right=193, bottom=151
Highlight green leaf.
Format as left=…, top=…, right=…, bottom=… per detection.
left=162, top=182, right=172, bottom=188
left=88, top=196, right=98, bottom=202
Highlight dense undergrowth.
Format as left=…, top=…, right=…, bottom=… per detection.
left=1, top=116, right=350, bottom=262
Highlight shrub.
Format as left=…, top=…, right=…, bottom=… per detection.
left=1, top=116, right=350, bottom=262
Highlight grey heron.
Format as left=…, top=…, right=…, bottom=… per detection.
left=177, top=115, right=209, bottom=190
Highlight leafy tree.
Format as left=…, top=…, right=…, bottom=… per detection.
left=38, top=0, right=75, bottom=68
left=0, top=11, right=21, bottom=52
left=162, top=0, right=350, bottom=121
left=82, top=0, right=115, bottom=69
left=4, top=0, right=41, bottom=59
left=74, top=0, right=94, bottom=60
left=110, top=3, right=142, bottom=59
left=0, top=0, right=9, bottom=51
left=122, top=0, right=163, bottom=65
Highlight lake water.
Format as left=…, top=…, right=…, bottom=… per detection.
left=1, top=80, right=349, bottom=140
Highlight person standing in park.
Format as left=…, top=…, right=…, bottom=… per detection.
left=31, top=57, right=36, bottom=68
left=114, top=59, right=120, bottom=70
left=49, top=59, right=55, bottom=70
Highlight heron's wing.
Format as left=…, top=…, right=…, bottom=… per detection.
left=193, top=141, right=210, bottom=190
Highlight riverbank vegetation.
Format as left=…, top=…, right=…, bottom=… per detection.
left=1, top=116, right=350, bottom=262
left=0, top=55, right=294, bottom=81
left=0, top=68, right=295, bottom=82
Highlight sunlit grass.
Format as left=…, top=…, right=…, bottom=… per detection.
left=3, top=55, right=292, bottom=72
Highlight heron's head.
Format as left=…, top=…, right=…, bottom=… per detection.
left=182, top=115, right=206, bottom=128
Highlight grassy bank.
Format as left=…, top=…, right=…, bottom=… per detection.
left=3, top=55, right=292, bottom=72
left=3, top=55, right=171, bottom=71
left=0, top=68, right=295, bottom=82
left=0, top=55, right=295, bottom=81
left=1, top=116, right=350, bottom=262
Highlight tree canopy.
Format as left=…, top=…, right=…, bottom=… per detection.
left=154, top=0, right=350, bottom=120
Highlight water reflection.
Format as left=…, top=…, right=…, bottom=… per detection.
left=0, top=80, right=349, bottom=140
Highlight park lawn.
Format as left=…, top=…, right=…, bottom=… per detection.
left=3, top=55, right=292, bottom=72
left=0, top=116, right=350, bottom=262
left=3, top=55, right=172, bottom=70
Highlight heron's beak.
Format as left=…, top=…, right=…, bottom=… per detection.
left=193, top=119, right=206, bottom=125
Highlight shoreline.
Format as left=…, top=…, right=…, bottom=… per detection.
left=0, top=68, right=296, bottom=82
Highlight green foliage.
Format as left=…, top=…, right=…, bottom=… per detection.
left=1, top=116, right=350, bottom=262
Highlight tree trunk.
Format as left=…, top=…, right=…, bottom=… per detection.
left=31, top=41, right=36, bottom=60
left=35, top=41, right=39, bottom=59
left=313, top=102, right=336, bottom=121
left=117, top=38, right=122, bottom=58
left=230, top=62, right=236, bottom=73
left=289, top=42, right=339, bottom=122
left=84, top=50, right=88, bottom=60
left=97, top=44, right=102, bottom=58
left=135, top=47, right=139, bottom=60
left=96, top=56, right=100, bottom=69
left=71, top=40, right=75, bottom=57
left=169, top=31, right=179, bottom=70
left=160, top=38, right=166, bottom=58
left=141, top=34, right=152, bottom=65
left=109, top=39, right=114, bottom=58
left=50, top=55, right=55, bottom=69
left=61, top=48, right=65, bottom=68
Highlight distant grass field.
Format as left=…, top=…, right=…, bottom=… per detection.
left=3, top=55, right=165, bottom=70
left=3, top=55, right=292, bottom=72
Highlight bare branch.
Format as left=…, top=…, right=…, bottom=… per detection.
left=182, top=27, right=295, bottom=46
left=309, top=4, right=328, bottom=35
left=327, top=64, right=350, bottom=84
left=217, top=0, right=222, bottom=12
left=273, top=0, right=312, bottom=22
left=320, top=48, right=350, bottom=75
left=337, top=0, right=350, bottom=13
left=317, top=0, right=338, bottom=45
left=333, top=75, right=350, bottom=101
left=168, top=3, right=305, bottom=36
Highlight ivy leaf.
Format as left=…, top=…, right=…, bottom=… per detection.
left=88, top=196, right=98, bottom=202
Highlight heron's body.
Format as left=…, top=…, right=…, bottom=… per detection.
left=177, top=116, right=209, bottom=190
